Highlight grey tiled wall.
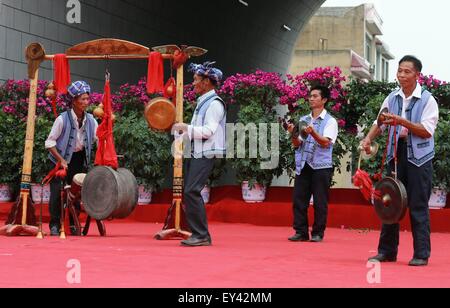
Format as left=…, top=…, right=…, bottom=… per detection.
left=1, top=0, right=324, bottom=91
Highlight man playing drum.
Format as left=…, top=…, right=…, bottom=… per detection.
left=45, top=81, right=98, bottom=236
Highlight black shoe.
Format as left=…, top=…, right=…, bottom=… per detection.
left=181, top=237, right=212, bottom=247
left=368, top=254, right=397, bottom=263
left=50, top=226, right=60, bottom=236
left=310, top=235, right=323, bottom=243
left=288, top=234, right=309, bottom=242
left=409, top=258, right=428, bottom=267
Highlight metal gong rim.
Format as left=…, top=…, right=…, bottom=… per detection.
left=373, top=177, right=408, bottom=225
left=144, top=97, right=176, bottom=131
left=293, top=120, right=309, bottom=140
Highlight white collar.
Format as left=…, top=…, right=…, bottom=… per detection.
left=71, top=109, right=86, bottom=125
left=396, top=83, right=422, bottom=100
left=198, top=89, right=217, bottom=102
left=309, top=109, right=328, bottom=120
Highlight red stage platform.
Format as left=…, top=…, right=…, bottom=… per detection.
left=2, top=186, right=449, bottom=233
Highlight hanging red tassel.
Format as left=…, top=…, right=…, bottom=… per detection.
left=147, top=52, right=164, bottom=94
left=51, top=54, right=71, bottom=118
left=353, top=169, right=377, bottom=202
left=95, top=80, right=118, bottom=169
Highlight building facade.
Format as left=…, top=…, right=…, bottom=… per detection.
left=289, top=4, right=394, bottom=81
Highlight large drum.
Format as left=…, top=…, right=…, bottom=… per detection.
left=81, top=166, right=138, bottom=220
left=68, top=173, right=86, bottom=203
left=144, top=97, right=176, bottom=131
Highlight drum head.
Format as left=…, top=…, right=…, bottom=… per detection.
left=144, top=97, right=176, bottom=131
left=373, top=177, right=408, bottom=225
left=72, top=173, right=86, bottom=186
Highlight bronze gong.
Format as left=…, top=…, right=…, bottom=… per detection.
left=373, top=177, right=408, bottom=225
left=144, top=97, right=176, bottom=132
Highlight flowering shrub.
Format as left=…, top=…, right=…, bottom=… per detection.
left=220, top=71, right=294, bottom=187
left=281, top=67, right=349, bottom=177
left=282, top=67, right=347, bottom=126
left=0, top=79, right=55, bottom=119
left=419, top=74, right=450, bottom=109
left=220, top=70, right=291, bottom=109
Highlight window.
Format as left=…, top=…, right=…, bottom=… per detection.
left=365, top=34, right=372, bottom=62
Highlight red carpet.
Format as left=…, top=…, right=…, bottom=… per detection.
left=2, top=187, right=450, bottom=288
left=1, top=222, right=450, bottom=288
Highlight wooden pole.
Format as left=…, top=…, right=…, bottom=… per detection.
left=154, top=63, right=192, bottom=240
left=173, top=65, right=184, bottom=231
left=19, top=67, right=39, bottom=227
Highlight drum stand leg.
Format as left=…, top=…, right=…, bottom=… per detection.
left=67, top=202, right=82, bottom=236
left=82, top=216, right=106, bottom=237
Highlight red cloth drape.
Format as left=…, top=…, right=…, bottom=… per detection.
left=52, top=54, right=71, bottom=117
left=147, top=52, right=164, bottom=94
left=95, top=80, right=118, bottom=169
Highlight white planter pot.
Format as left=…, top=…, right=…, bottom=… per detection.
left=0, top=184, right=12, bottom=202
left=31, top=184, right=51, bottom=204
left=201, top=185, right=211, bottom=204
left=138, top=185, right=153, bottom=205
left=429, top=188, right=447, bottom=209
left=242, top=181, right=267, bottom=203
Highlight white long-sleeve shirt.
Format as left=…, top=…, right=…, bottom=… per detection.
left=45, top=109, right=98, bottom=152
left=187, top=90, right=226, bottom=141
left=373, top=83, right=439, bottom=137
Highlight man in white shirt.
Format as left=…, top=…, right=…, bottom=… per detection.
left=45, top=81, right=98, bottom=236
left=173, top=62, right=226, bottom=247
left=362, top=56, right=439, bottom=266
left=288, top=85, right=338, bottom=243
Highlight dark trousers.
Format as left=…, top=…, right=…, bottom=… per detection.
left=292, top=163, right=333, bottom=238
left=49, top=151, right=86, bottom=229
left=183, top=158, right=215, bottom=240
left=378, top=139, right=433, bottom=260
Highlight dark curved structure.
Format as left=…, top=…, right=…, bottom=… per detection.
left=1, top=0, right=325, bottom=88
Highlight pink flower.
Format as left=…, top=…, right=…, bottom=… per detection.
left=332, top=103, right=342, bottom=113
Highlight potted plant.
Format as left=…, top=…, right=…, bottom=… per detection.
left=0, top=79, right=55, bottom=201
left=0, top=112, right=19, bottom=202
left=419, top=75, right=450, bottom=208
left=430, top=113, right=450, bottom=208
left=221, top=70, right=291, bottom=203
left=29, top=116, right=55, bottom=204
